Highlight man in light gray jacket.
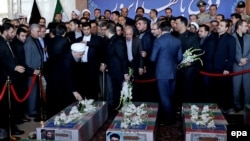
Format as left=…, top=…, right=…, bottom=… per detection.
left=232, top=20, right=250, bottom=113
left=24, top=24, right=43, bottom=118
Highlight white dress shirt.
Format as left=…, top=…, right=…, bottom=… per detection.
left=39, top=37, right=48, bottom=62
left=126, top=39, right=133, bottom=62
left=81, top=35, right=91, bottom=62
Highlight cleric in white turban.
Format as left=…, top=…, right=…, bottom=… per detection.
left=46, top=43, right=85, bottom=118
left=71, top=43, right=86, bottom=61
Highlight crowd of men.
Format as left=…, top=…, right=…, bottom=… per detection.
left=0, top=0, right=250, bottom=138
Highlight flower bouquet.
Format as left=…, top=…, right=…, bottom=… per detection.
left=54, top=99, right=96, bottom=126
left=120, top=103, right=148, bottom=129
left=78, top=98, right=96, bottom=113
left=190, top=105, right=215, bottom=128
left=116, top=67, right=134, bottom=109
left=116, top=68, right=149, bottom=129
left=177, top=47, right=205, bottom=69
left=54, top=106, right=82, bottom=126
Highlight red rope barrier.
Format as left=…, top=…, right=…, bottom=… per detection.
left=39, top=76, right=46, bottom=102
left=133, top=78, right=157, bottom=83
left=133, top=69, right=250, bottom=83
left=200, top=69, right=250, bottom=77
left=0, top=83, right=7, bottom=101
left=11, top=75, right=37, bottom=103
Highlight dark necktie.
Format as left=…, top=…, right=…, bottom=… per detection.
left=7, top=41, right=14, bottom=58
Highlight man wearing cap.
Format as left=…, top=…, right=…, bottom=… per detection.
left=72, top=9, right=81, bottom=20
left=197, top=0, right=209, bottom=25
left=235, top=1, right=250, bottom=21
left=46, top=42, right=84, bottom=118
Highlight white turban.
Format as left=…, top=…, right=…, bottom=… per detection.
left=72, top=9, right=81, bottom=17
left=190, top=22, right=199, bottom=30
left=82, top=9, right=91, bottom=15
left=71, top=43, right=86, bottom=52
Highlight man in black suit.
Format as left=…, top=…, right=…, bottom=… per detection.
left=11, top=27, right=39, bottom=124
left=0, top=23, right=26, bottom=137
left=174, top=16, right=201, bottom=103
left=124, top=25, right=144, bottom=102
left=198, top=24, right=217, bottom=101
left=212, top=20, right=236, bottom=112
left=135, top=17, right=156, bottom=102
left=46, top=24, right=70, bottom=118
left=75, top=22, right=102, bottom=100
left=47, top=24, right=70, bottom=66
left=120, top=7, right=135, bottom=26
left=47, top=43, right=84, bottom=117
left=124, top=25, right=144, bottom=78
left=100, top=23, right=129, bottom=110
left=66, top=19, right=83, bottom=44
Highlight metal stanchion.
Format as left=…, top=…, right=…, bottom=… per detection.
left=6, top=77, right=18, bottom=141
left=38, top=73, right=47, bottom=122
left=102, top=71, right=105, bottom=105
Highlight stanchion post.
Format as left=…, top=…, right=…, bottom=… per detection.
left=6, top=76, right=17, bottom=140
left=102, top=71, right=105, bottom=105
left=38, top=72, right=47, bottom=122
left=7, top=76, right=12, bottom=139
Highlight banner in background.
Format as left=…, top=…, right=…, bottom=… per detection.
left=29, top=0, right=41, bottom=25
left=53, top=0, right=63, bottom=22
left=89, top=0, right=243, bottom=20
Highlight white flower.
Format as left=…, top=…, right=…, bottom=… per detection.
left=207, top=120, right=216, bottom=128
left=80, top=99, right=94, bottom=105
left=78, top=99, right=96, bottom=113
left=59, top=112, right=67, bottom=121
left=54, top=116, right=60, bottom=125
left=191, top=105, right=199, bottom=111
left=121, top=122, right=128, bottom=129
left=202, top=105, right=210, bottom=113
left=177, top=48, right=205, bottom=69
left=54, top=99, right=96, bottom=126
left=190, top=104, right=215, bottom=128
left=120, top=103, right=147, bottom=129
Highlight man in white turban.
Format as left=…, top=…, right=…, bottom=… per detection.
left=71, top=42, right=85, bottom=61
left=72, top=9, right=81, bottom=20
left=46, top=43, right=85, bottom=118
left=82, top=9, right=91, bottom=21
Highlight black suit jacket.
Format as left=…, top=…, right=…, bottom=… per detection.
left=106, top=35, right=128, bottom=80
left=213, top=33, right=236, bottom=73
left=0, top=36, right=17, bottom=84
left=75, top=34, right=102, bottom=64
left=125, top=17, right=135, bottom=25
left=47, top=35, right=70, bottom=65
left=11, top=37, right=34, bottom=75
left=140, top=30, right=154, bottom=56
left=66, top=31, right=83, bottom=43
left=130, top=37, right=143, bottom=69
left=200, top=33, right=217, bottom=72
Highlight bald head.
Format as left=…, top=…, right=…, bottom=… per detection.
left=125, top=25, right=134, bottom=41
left=121, top=7, right=129, bottom=17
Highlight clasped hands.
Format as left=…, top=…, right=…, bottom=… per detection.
left=15, top=65, right=41, bottom=76
left=99, top=63, right=130, bottom=81
left=239, top=58, right=248, bottom=66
